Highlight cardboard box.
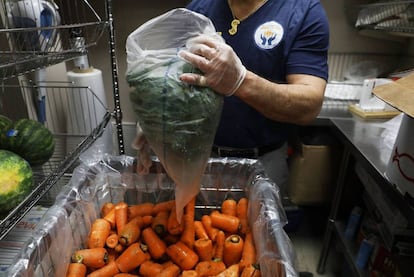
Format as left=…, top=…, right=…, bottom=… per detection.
left=373, top=73, right=414, bottom=199
left=288, top=143, right=341, bottom=205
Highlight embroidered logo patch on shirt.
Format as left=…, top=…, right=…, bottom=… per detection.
left=254, top=21, right=283, bottom=49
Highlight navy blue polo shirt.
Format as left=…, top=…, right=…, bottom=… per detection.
left=186, top=0, right=329, bottom=148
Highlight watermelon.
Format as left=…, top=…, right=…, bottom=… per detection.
left=0, top=115, right=13, bottom=149
left=0, top=150, right=33, bottom=213
left=4, top=118, right=55, bottom=166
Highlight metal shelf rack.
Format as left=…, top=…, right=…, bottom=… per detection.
left=0, top=0, right=123, bottom=240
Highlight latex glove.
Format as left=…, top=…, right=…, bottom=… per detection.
left=179, top=34, right=246, bottom=96
left=131, top=123, right=152, bottom=175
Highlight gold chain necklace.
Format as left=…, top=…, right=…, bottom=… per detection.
left=228, top=0, right=269, bottom=35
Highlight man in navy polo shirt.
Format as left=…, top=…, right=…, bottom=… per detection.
left=179, top=0, right=329, bottom=198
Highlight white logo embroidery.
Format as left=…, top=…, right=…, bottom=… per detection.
left=254, top=21, right=283, bottom=49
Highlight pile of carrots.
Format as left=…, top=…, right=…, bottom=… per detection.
left=66, top=196, right=274, bottom=277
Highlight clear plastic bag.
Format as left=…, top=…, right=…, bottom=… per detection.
left=125, top=8, right=224, bottom=219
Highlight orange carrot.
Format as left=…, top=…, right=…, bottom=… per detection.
left=151, top=210, right=169, bottom=237
left=128, top=202, right=154, bottom=220
left=180, top=213, right=195, bottom=249
left=106, top=248, right=119, bottom=263
left=195, top=260, right=226, bottom=277
left=157, top=263, right=181, bottom=277
left=72, top=248, right=108, bottom=269
left=194, top=238, right=213, bottom=262
left=66, top=262, right=87, bottom=277
left=201, top=215, right=219, bottom=241
left=115, top=242, right=148, bottom=273
left=223, top=234, right=244, bottom=267
left=87, top=260, right=119, bottom=277
left=166, top=241, right=199, bottom=270
left=194, top=220, right=209, bottom=240
left=113, top=274, right=139, bottom=277
left=105, top=232, right=119, bottom=249
left=241, top=264, right=261, bottom=277
left=239, top=232, right=257, bottom=271
left=88, top=218, right=111, bottom=249
left=101, top=202, right=115, bottom=217
left=181, top=270, right=199, bottom=277
left=118, top=216, right=143, bottom=246
left=114, top=243, right=125, bottom=253
left=139, top=260, right=164, bottom=277
left=221, top=198, right=237, bottom=217
left=115, top=201, right=128, bottom=235
left=213, top=230, right=225, bottom=262
left=103, top=208, right=116, bottom=229
left=167, top=203, right=183, bottom=235
left=214, top=264, right=240, bottom=277
left=163, top=233, right=180, bottom=245
left=236, top=197, right=249, bottom=235
left=142, top=227, right=167, bottom=259
left=185, top=196, right=196, bottom=218
left=210, top=210, right=240, bottom=234
left=152, top=200, right=175, bottom=216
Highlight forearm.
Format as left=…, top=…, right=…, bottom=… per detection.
left=234, top=71, right=326, bottom=125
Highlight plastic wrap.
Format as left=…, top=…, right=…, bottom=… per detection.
left=5, top=155, right=297, bottom=277
left=126, top=8, right=224, bottom=219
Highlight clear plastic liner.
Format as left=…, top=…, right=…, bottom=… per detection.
left=5, top=155, right=297, bottom=277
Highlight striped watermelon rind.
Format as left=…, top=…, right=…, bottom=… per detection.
left=4, top=119, right=55, bottom=166
left=0, top=150, right=33, bottom=213
left=0, top=115, right=13, bottom=149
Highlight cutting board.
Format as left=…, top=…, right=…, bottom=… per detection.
left=348, top=104, right=401, bottom=119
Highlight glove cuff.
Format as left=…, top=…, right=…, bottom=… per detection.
left=226, top=65, right=247, bottom=97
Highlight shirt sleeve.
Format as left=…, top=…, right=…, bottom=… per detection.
left=286, top=1, right=330, bottom=81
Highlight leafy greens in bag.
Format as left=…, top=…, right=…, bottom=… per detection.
left=126, top=8, right=223, bottom=219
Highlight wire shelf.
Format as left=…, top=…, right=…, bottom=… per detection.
left=0, top=80, right=112, bottom=240
left=347, top=1, right=414, bottom=36
left=0, top=0, right=107, bottom=80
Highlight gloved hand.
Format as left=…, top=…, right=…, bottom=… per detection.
left=131, top=123, right=152, bottom=175
left=178, top=34, right=246, bottom=96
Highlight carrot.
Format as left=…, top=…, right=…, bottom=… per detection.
left=115, top=242, right=148, bottom=273
left=239, top=232, right=257, bottom=271
left=118, top=216, right=143, bottom=246
left=152, top=200, right=175, bottom=216
left=106, top=248, right=119, bottom=263
left=88, top=218, right=111, bottom=249
left=128, top=202, right=154, bottom=220
left=223, top=234, right=244, bottom=267
left=66, top=262, right=87, bottom=277
left=240, top=264, right=261, bottom=277
left=181, top=270, right=199, bottom=277
left=194, top=238, right=213, bottom=262
left=87, top=260, right=119, bottom=277
left=163, top=233, right=180, bottom=245
left=195, top=260, right=226, bottom=277
left=221, top=198, right=237, bottom=217
left=210, top=210, right=240, bottom=234
left=194, top=220, right=209, bottom=240
left=105, top=232, right=119, bottom=249
left=201, top=215, right=219, bottom=241
left=213, top=264, right=239, bottom=277
left=114, top=243, right=125, bottom=253
left=115, top=201, right=129, bottom=235
left=142, top=227, right=167, bottom=259
left=180, top=213, right=195, bottom=249
left=139, top=260, right=163, bottom=277
left=167, top=203, right=183, bottom=235
left=113, top=274, right=139, bottom=277
left=157, top=263, right=181, bottom=277
left=151, top=210, right=169, bottom=237
left=72, top=248, right=108, bottom=269
left=185, top=196, right=196, bottom=218
left=213, top=230, right=225, bottom=262
left=236, top=197, right=249, bottom=235
left=103, top=208, right=116, bottom=229
left=101, top=202, right=115, bottom=217
left=166, top=241, right=199, bottom=270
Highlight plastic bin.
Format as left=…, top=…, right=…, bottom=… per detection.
left=4, top=156, right=297, bottom=277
